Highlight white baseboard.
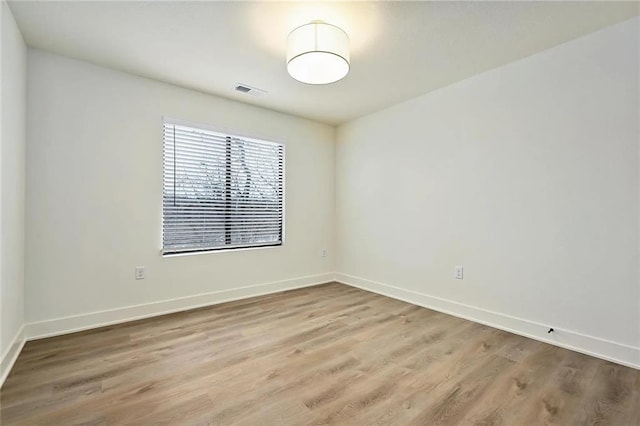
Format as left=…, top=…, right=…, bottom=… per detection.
left=1, top=325, right=26, bottom=389
left=335, top=273, right=640, bottom=370
left=25, top=273, right=334, bottom=341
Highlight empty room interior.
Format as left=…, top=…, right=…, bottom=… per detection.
left=1, top=0, right=640, bottom=424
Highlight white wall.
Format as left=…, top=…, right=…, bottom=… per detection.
left=0, top=0, right=26, bottom=381
left=336, top=18, right=640, bottom=367
left=25, top=50, right=334, bottom=334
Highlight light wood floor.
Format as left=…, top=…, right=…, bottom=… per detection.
left=1, top=283, right=639, bottom=425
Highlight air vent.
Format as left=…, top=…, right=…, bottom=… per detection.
left=234, top=84, right=267, bottom=97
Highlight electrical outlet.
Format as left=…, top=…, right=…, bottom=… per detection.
left=321, top=249, right=327, bottom=258
left=454, top=265, right=463, bottom=280
left=135, top=266, right=145, bottom=280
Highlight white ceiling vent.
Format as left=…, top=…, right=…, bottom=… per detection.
left=234, top=84, right=267, bottom=97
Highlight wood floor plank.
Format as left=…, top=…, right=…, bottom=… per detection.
left=1, top=282, right=638, bottom=425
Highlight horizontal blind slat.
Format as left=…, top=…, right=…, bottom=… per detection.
left=163, top=241, right=281, bottom=254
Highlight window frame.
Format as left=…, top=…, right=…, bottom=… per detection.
left=161, top=117, right=286, bottom=256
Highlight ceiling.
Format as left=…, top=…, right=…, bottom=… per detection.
left=9, top=1, right=639, bottom=126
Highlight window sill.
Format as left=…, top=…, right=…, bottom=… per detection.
left=160, top=244, right=283, bottom=258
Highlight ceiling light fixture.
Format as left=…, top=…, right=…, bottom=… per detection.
left=286, top=21, right=350, bottom=85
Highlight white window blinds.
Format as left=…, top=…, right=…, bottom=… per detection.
left=162, top=121, right=284, bottom=254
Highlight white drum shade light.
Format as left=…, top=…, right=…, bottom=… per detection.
left=287, top=21, right=350, bottom=85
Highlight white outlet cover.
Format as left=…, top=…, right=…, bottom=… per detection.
left=455, top=266, right=464, bottom=279
left=135, top=266, right=145, bottom=280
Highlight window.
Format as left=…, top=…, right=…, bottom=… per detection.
left=162, top=120, right=284, bottom=254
